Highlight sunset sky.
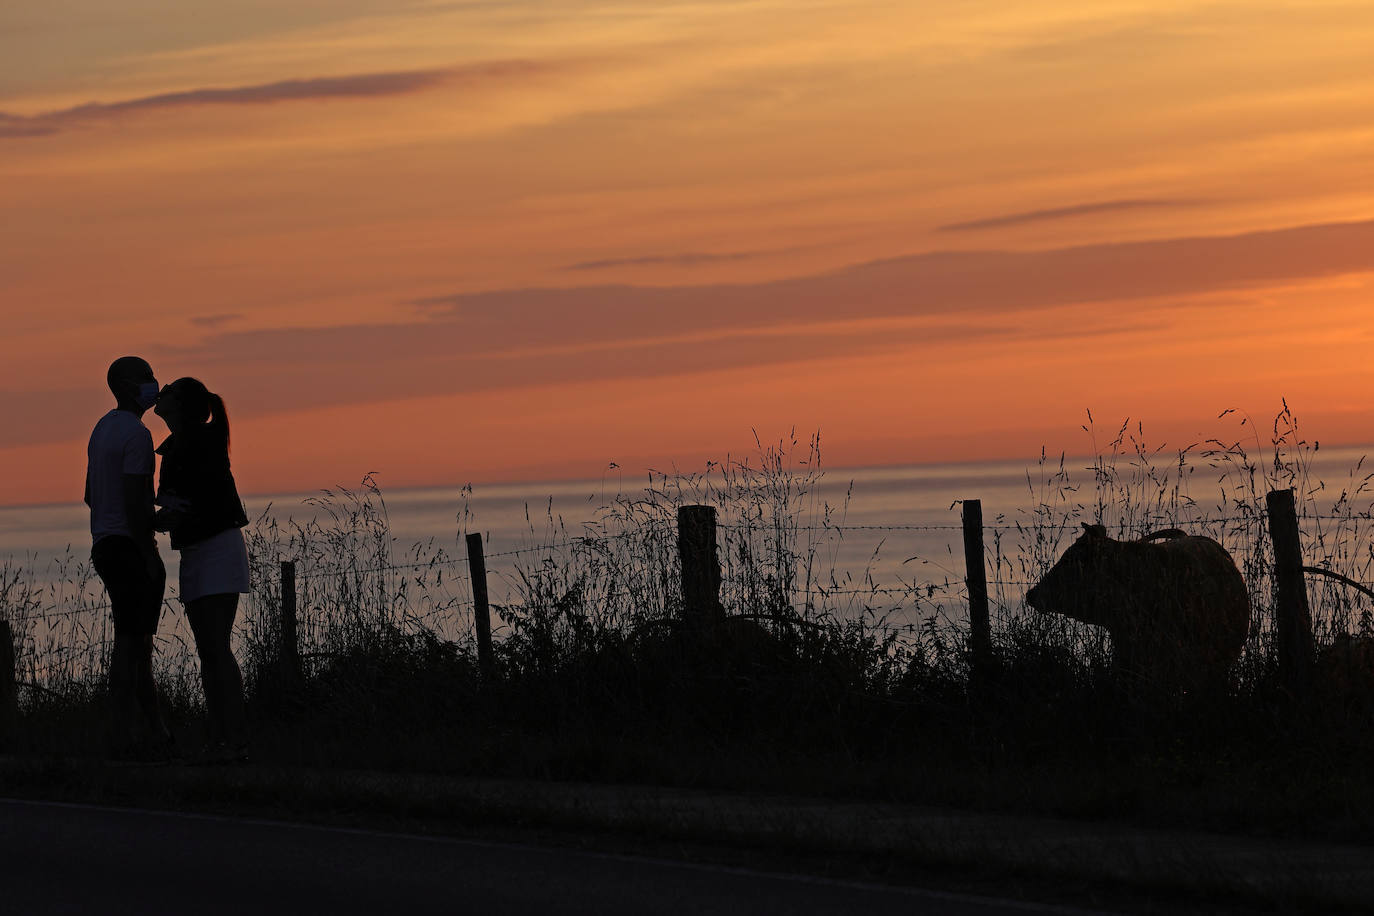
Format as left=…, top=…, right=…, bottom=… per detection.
left=4, top=1, right=1374, bottom=506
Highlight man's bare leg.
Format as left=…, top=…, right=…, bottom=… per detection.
left=135, top=634, right=170, bottom=746
left=109, top=634, right=143, bottom=754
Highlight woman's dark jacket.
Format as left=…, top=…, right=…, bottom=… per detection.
left=155, top=429, right=249, bottom=550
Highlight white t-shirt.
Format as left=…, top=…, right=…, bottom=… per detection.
left=86, top=409, right=155, bottom=544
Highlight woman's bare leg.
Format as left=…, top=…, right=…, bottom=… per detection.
left=186, top=593, right=246, bottom=751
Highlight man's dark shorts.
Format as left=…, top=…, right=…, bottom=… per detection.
left=92, top=536, right=165, bottom=636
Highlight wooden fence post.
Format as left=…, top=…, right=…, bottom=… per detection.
left=962, top=499, right=992, bottom=674
left=1266, top=488, right=1315, bottom=696
left=0, top=620, right=17, bottom=736
left=280, top=560, right=300, bottom=685
left=466, top=532, right=495, bottom=679
left=678, top=505, right=722, bottom=626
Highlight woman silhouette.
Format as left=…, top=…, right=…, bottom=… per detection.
left=153, top=377, right=250, bottom=762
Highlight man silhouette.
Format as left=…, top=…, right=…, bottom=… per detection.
left=86, top=356, right=172, bottom=757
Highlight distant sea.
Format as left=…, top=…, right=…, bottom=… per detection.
left=4, top=448, right=1373, bottom=612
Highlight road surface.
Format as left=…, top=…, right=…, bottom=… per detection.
left=0, top=799, right=1108, bottom=915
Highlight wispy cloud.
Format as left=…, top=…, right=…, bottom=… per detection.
left=0, top=59, right=555, bottom=140
left=563, top=250, right=772, bottom=271
left=189, top=313, right=244, bottom=329
left=0, top=113, right=59, bottom=138
left=937, top=199, right=1199, bottom=232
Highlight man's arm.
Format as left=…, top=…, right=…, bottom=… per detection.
left=119, top=427, right=159, bottom=564
left=122, top=473, right=154, bottom=539
left=122, top=473, right=160, bottom=574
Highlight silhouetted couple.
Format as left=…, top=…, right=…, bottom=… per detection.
left=85, top=356, right=250, bottom=763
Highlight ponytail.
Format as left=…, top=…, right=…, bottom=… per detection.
left=207, top=391, right=231, bottom=453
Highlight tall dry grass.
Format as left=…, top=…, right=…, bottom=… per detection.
left=5, top=408, right=1373, bottom=704
left=988, top=404, right=1374, bottom=684
left=3, top=408, right=1373, bottom=819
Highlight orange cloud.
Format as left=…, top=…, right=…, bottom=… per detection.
left=182, top=214, right=1374, bottom=363
left=0, top=216, right=1360, bottom=450
left=0, top=60, right=561, bottom=140
left=936, top=199, right=1203, bottom=232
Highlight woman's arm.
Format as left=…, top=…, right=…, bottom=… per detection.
left=153, top=436, right=192, bottom=533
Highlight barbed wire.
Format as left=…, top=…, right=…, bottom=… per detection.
left=17, top=514, right=1374, bottom=591
left=12, top=564, right=1374, bottom=636
left=399, top=599, right=477, bottom=619
left=282, top=533, right=663, bottom=582
left=803, top=586, right=935, bottom=598
left=6, top=602, right=112, bottom=623
left=293, top=558, right=473, bottom=584
left=701, top=514, right=1374, bottom=535
left=481, top=530, right=657, bottom=561
left=481, top=545, right=568, bottom=561
left=22, top=641, right=113, bottom=656
left=718, top=523, right=968, bottom=533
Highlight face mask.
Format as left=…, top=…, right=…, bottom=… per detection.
left=136, top=380, right=160, bottom=410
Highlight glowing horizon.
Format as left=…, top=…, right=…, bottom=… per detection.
left=5, top=1, right=1374, bottom=508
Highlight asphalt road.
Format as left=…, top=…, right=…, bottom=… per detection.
left=0, top=799, right=1108, bottom=915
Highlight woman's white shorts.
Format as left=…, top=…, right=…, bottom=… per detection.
left=179, top=526, right=251, bottom=603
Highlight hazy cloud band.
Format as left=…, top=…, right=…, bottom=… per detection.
left=173, top=214, right=1374, bottom=393
left=0, top=60, right=554, bottom=139
left=11, top=218, right=1374, bottom=449
left=564, top=250, right=774, bottom=271
left=937, top=199, right=1198, bottom=232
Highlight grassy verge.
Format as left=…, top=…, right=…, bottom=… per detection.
left=4, top=414, right=1374, bottom=873
left=7, top=623, right=1373, bottom=844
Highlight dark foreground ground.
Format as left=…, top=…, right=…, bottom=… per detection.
left=0, top=798, right=1109, bottom=916
left=2, top=756, right=1371, bottom=914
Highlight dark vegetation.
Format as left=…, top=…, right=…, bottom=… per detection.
left=4, top=411, right=1374, bottom=842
